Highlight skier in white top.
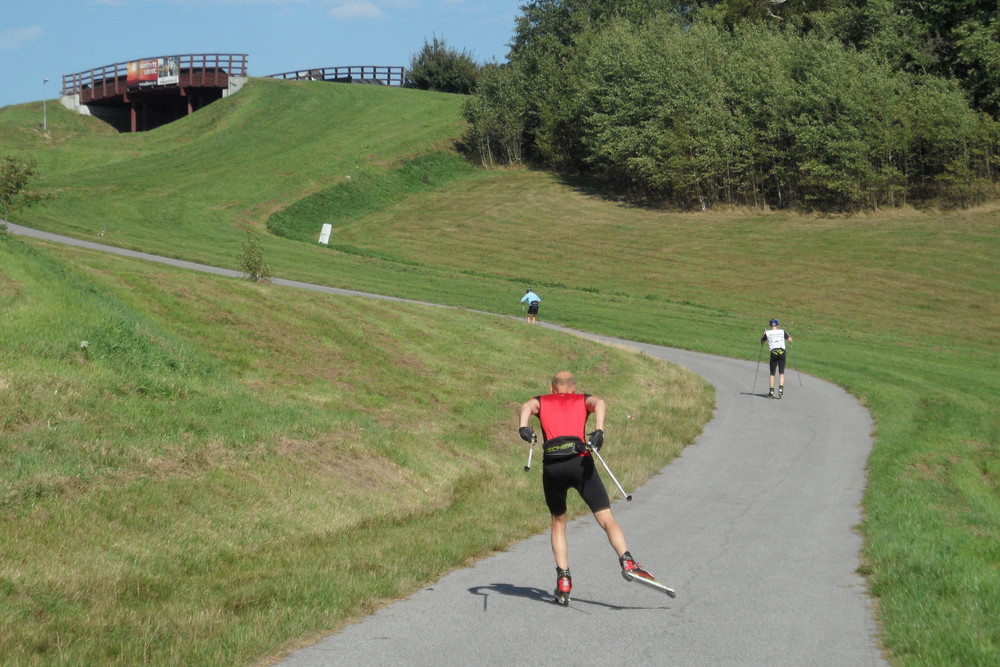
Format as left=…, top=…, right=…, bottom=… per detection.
left=760, top=319, right=793, bottom=399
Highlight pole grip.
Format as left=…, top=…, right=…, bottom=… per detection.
left=523, top=434, right=536, bottom=471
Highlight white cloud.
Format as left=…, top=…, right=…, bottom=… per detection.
left=0, top=26, right=43, bottom=51
left=326, top=1, right=385, bottom=19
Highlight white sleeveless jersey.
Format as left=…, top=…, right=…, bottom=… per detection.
left=765, top=328, right=787, bottom=351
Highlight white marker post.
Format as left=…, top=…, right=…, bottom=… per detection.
left=318, top=223, right=333, bottom=244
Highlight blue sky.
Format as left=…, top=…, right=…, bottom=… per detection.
left=0, top=0, right=524, bottom=109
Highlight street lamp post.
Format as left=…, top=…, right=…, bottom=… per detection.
left=43, top=78, right=48, bottom=131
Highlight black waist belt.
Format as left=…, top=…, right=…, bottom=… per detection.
left=543, top=436, right=583, bottom=461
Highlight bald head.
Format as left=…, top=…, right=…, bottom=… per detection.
left=550, top=371, right=577, bottom=393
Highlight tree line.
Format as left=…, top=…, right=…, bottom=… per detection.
left=412, top=1, right=999, bottom=211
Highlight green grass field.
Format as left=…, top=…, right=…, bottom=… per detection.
left=3, top=79, right=999, bottom=664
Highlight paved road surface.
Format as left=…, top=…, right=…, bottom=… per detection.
left=278, top=339, right=885, bottom=666
left=6, top=222, right=886, bottom=666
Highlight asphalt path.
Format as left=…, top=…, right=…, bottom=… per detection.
left=5, top=222, right=886, bottom=665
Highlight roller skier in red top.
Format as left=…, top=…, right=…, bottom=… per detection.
left=518, top=371, right=664, bottom=605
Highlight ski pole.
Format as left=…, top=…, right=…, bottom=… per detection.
left=588, top=443, right=632, bottom=502
left=524, top=434, right=535, bottom=471
left=789, top=344, right=803, bottom=387
left=752, top=339, right=764, bottom=394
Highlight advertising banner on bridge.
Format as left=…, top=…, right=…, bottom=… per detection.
left=127, top=57, right=180, bottom=87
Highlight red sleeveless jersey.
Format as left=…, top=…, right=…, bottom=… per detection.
left=537, top=393, right=590, bottom=441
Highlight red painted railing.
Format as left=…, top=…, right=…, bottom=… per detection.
left=62, top=53, right=249, bottom=103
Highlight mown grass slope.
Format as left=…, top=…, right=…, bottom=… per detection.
left=1, top=81, right=710, bottom=665
left=0, top=228, right=709, bottom=665
left=12, top=79, right=469, bottom=263
left=4, top=78, right=1000, bottom=664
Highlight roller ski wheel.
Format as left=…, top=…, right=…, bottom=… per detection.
left=554, top=569, right=572, bottom=607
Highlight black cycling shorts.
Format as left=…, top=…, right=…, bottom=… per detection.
left=769, top=349, right=787, bottom=374
left=542, top=454, right=611, bottom=516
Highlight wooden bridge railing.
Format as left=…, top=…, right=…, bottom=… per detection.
left=267, top=65, right=405, bottom=86
left=62, top=54, right=249, bottom=103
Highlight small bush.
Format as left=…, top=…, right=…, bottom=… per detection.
left=238, top=231, right=271, bottom=282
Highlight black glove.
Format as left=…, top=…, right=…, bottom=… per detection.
left=519, top=427, right=535, bottom=443
left=587, top=429, right=604, bottom=451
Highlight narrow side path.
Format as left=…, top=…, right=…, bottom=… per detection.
left=5, top=222, right=885, bottom=665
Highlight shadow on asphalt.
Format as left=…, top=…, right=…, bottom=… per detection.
left=468, top=583, right=669, bottom=612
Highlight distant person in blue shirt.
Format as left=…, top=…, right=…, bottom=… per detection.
left=520, top=289, right=541, bottom=324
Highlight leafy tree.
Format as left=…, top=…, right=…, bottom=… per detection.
left=511, top=0, right=685, bottom=61
left=0, top=155, right=46, bottom=221
left=693, top=0, right=827, bottom=27
left=896, top=75, right=998, bottom=205
left=508, top=0, right=686, bottom=168
left=463, top=63, right=529, bottom=167
left=578, top=20, right=738, bottom=205
left=805, top=0, right=932, bottom=73
left=406, top=36, right=480, bottom=94
left=805, top=0, right=1000, bottom=117
left=952, top=16, right=1000, bottom=117
left=465, top=0, right=998, bottom=209
left=574, top=18, right=995, bottom=209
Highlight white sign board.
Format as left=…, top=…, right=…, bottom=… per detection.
left=318, top=223, right=332, bottom=245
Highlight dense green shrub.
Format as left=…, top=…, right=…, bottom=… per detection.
left=466, top=8, right=999, bottom=210
left=406, top=36, right=480, bottom=95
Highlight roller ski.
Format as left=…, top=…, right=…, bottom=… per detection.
left=620, top=552, right=676, bottom=598
left=553, top=568, right=572, bottom=606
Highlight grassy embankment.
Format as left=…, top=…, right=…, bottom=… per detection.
left=0, top=82, right=710, bottom=665
left=4, top=79, right=1000, bottom=664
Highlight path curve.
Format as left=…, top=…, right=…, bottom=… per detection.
left=5, top=222, right=885, bottom=665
